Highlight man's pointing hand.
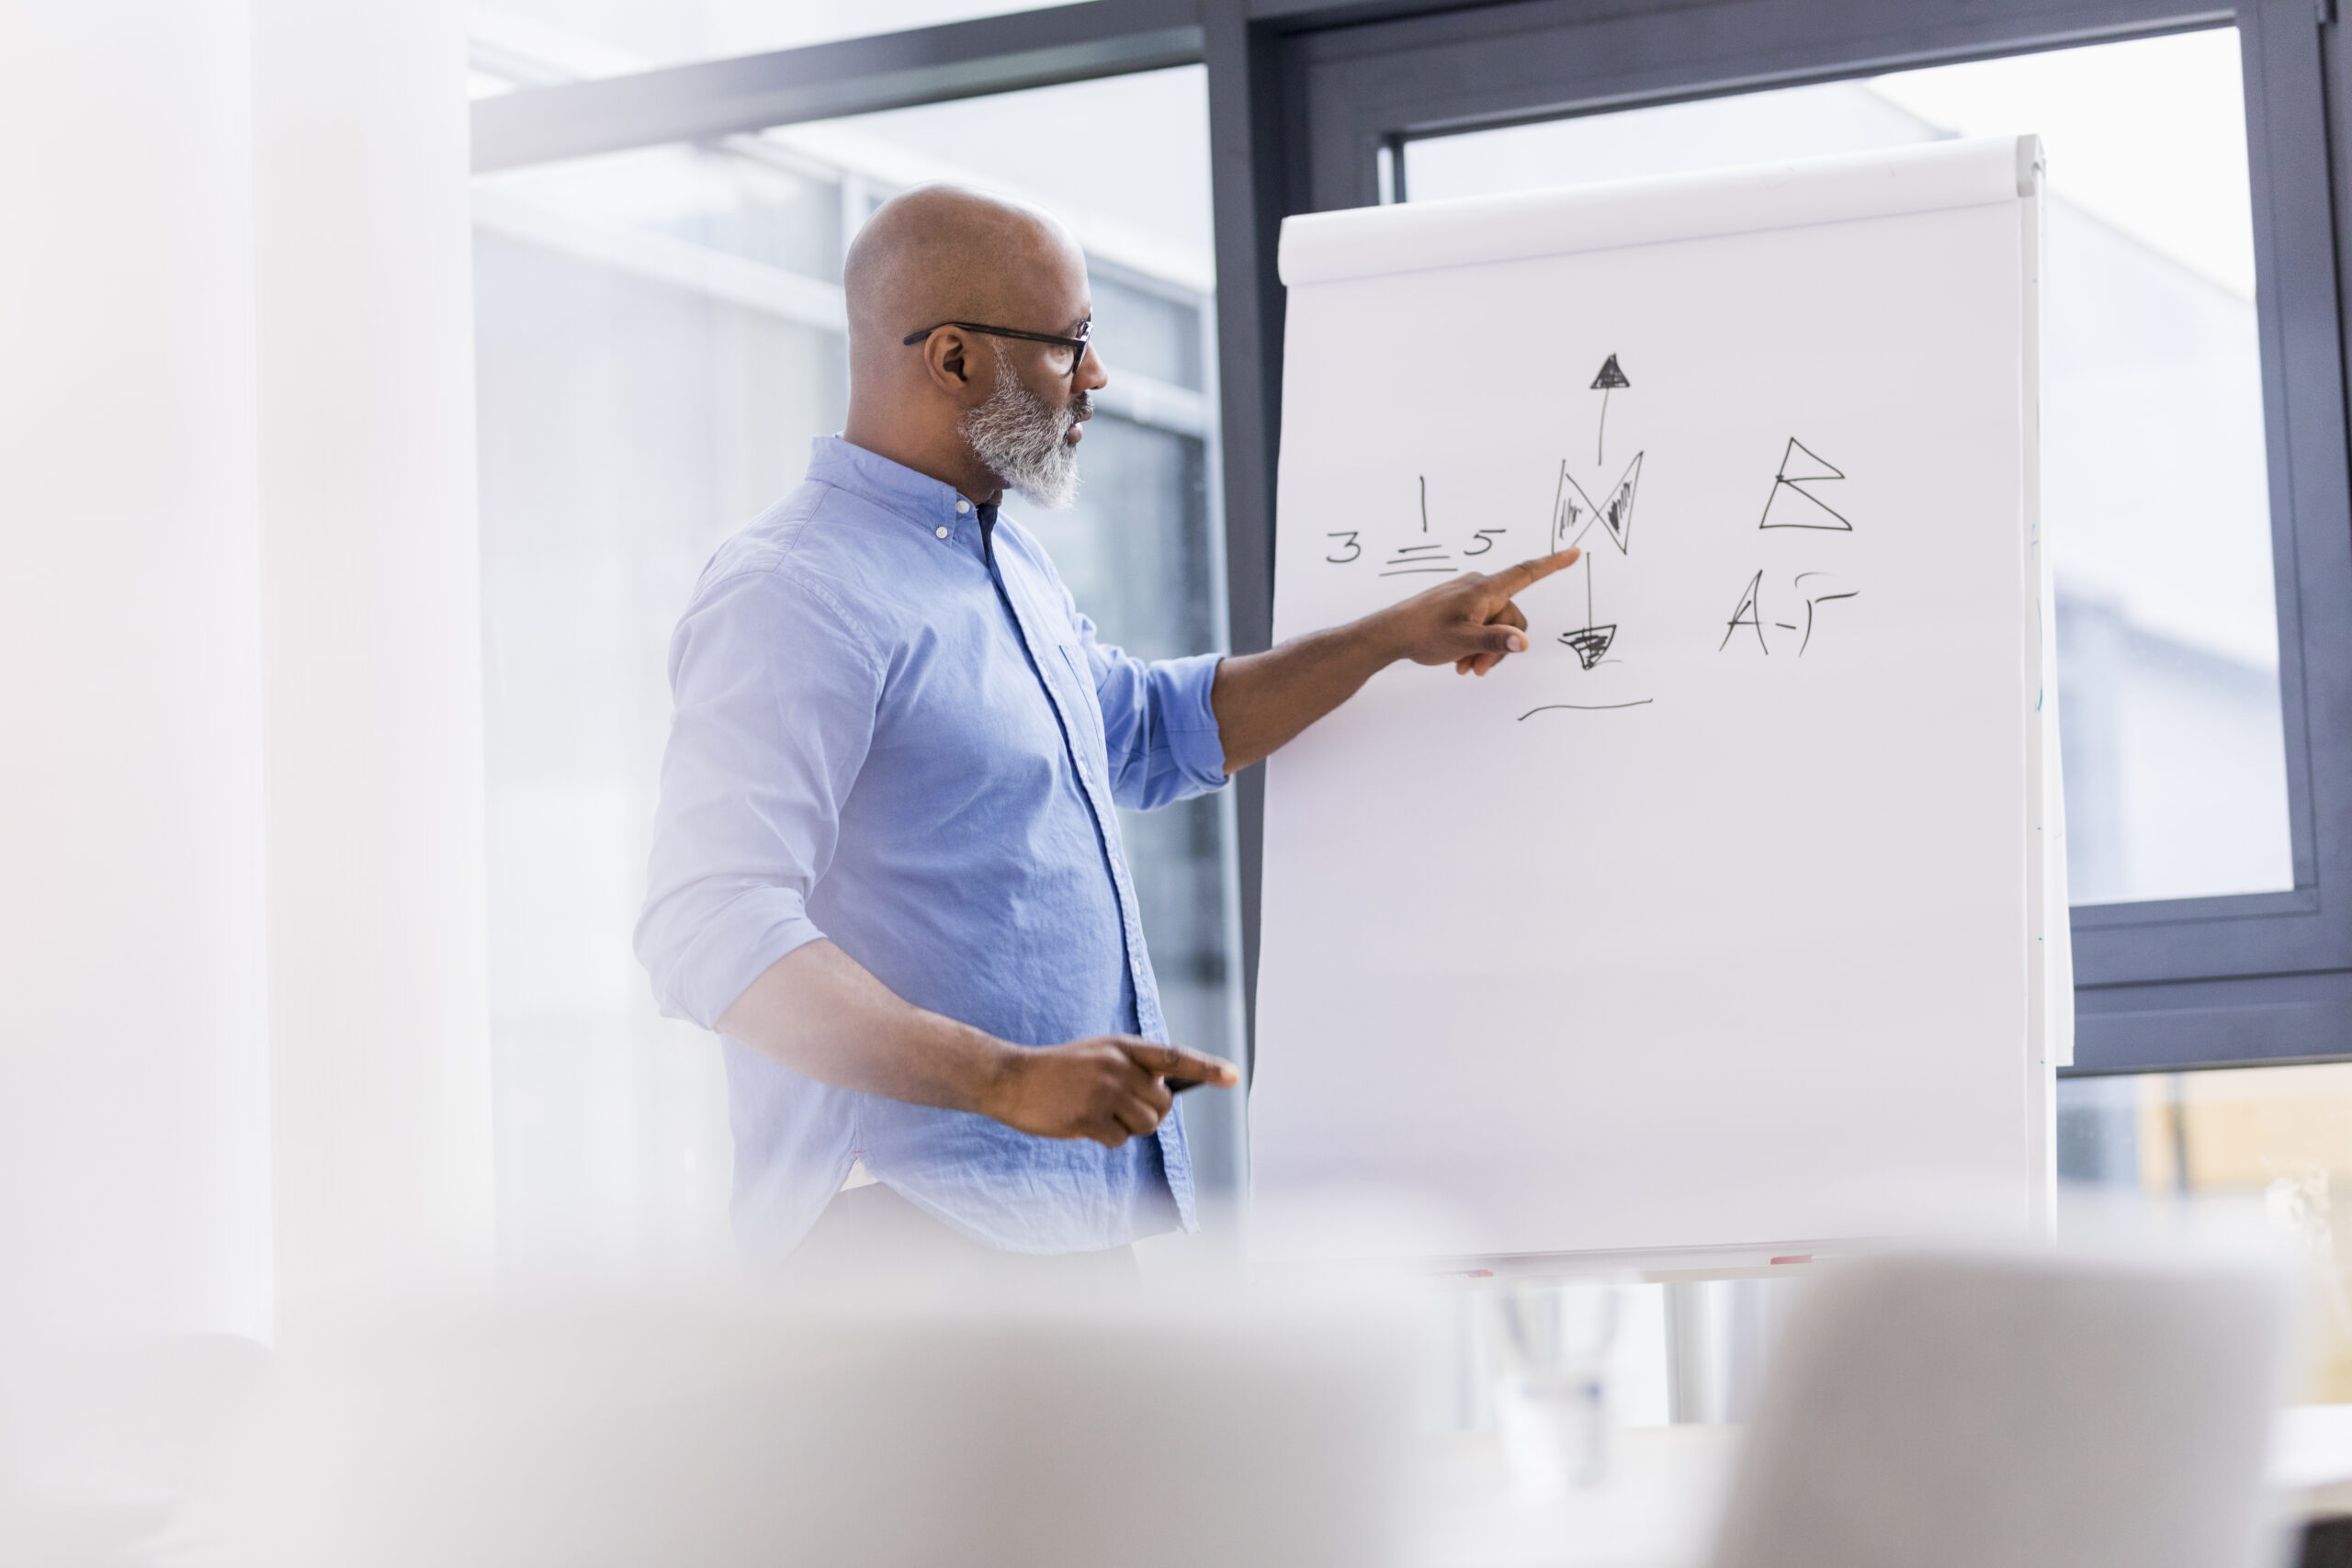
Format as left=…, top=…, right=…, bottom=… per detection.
left=1377, top=547, right=1581, bottom=678
left=981, top=1037, right=1240, bottom=1148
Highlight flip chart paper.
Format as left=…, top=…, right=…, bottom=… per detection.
left=1250, top=137, right=2064, bottom=1261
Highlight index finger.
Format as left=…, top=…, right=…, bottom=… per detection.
left=1487, top=547, right=1580, bottom=597
left=1122, top=1042, right=1241, bottom=1088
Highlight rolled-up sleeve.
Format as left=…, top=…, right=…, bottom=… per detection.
left=1066, top=605, right=1227, bottom=810
left=633, top=564, right=882, bottom=1030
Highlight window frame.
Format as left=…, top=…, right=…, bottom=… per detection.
left=1216, top=0, right=2352, bottom=1077
left=471, top=0, right=2352, bottom=1081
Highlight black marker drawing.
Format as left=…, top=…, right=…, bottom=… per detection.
left=1551, top=453, right=1644, bottom=556
left=1720, top=570, right=1770, bottom=653
left=1718, top=570, right=1862, bottom=656
left=1590, top=353, right=1631, bottom=466
left=1557, top=547, right=1617, bottom=670
left=1324, top=530, right=1362, bottom=564
left=1559, top=626, right=1619, bottom=671
left=1793, top=571, right=1860, bottom=655
left=1544, top=368, right=1645, bottom=687
left=1551, top=464, right=1582, bottom=552
left=1381, top=546, right=1456, bottom=577
left=1758, top=437, right=1853, bottom=531
left=1463, top=528, right=1508, bottom=557
left=1519, top=700, right=1654, bottom=719
left=1381, top=474, right=1458, bottom=576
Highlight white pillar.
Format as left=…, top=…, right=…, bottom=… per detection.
left=0, top=0, right=498, bottom=1370
left=249, top=0, right=496, bottom=1309
left=0, top=1, right=273, bottom=1348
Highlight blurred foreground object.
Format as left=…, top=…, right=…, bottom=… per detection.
left=1484, top=1280, right=1624, bottom=1498
left=145, top=1288, right=1408, bottom=1568
left=0, top=1333, right=272, bottom=1568
left=1711, top=1247, right=2290, bottom=1568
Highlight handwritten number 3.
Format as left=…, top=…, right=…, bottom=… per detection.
left=1325, top=531, right=1362, bottom=564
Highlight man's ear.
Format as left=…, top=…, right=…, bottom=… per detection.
left=924, top=328, right=977, bottom=398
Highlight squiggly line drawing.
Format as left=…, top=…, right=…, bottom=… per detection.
left=1519, top=700, right=1654, bottom=719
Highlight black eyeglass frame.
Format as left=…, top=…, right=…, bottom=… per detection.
left=901, top=319, right=1093, bottom=385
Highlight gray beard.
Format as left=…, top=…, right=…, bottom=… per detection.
left=960, top=342, right=1084, bottom=510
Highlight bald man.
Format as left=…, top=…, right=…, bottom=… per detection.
left=635, top=185, right=1575, bottom=1274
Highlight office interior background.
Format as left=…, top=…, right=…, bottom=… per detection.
left=13, top=0, right=2352, bottom=1476
left=468, top=3, right=2341, bottom=1363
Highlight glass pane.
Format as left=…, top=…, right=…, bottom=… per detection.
left=1406, top=28, right=2294, bottom=907
left=2057, top=1066, right=2352, bottom=1400
left=2060, top=1065, right=2352, bottom=1194
left=471, top=65, right=1238, bottom=1270
left=468, top=2, right=1091, bottom=92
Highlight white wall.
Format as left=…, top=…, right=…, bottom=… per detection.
left=0, top=0, right=273, bottom=1353
left=0, top=0, right=493, bottom=1409
left=253, top=0, right=497, bottom=1310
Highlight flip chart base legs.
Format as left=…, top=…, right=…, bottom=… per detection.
left=1664, top=1280, right=1781, bottom=1425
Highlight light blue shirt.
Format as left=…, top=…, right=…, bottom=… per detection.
left=635, top=436, right=1230, bottom=1259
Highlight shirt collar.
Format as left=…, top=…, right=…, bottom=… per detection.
left=807, top=434, right=996, bottom=558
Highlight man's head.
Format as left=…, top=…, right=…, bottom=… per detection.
left=842, top=184, right=1106, bottom=509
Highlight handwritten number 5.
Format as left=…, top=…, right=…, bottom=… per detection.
left=1463, top=528, right=1508, bottom=557
left=1325, top=531, right=1362, bottom=564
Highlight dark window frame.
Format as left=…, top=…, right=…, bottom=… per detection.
left=1247, top=0, right=2352, bottom=1076
left=472, top=0, right=2352, bottom=1077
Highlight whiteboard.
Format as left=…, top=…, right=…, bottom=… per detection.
left=1250, top=137, right=2070, bottom=1264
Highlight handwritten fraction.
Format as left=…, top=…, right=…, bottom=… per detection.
left=1319, top=475, right=1510, bottom=582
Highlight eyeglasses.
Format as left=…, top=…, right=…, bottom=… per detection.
left=901, top=319, right=1093, bottom=386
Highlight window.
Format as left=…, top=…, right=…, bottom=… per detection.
left=469, top=0, right=2352, bottom=1264
left=1268, top=0, right=2352, bottom=1074
left=2055, top=1059, right=2352, bottom=1398
left=471, top=31, right=1238, bottom=1266
left=1404, top=28, right=2291, bottom=908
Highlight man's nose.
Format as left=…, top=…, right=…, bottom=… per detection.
left=1078, top=343, right=1109, bottom=394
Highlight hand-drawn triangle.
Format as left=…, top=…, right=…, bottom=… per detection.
left=1776, top=437, right=1841, bottom=484
left=1552, top=472, right=1586, bottom=554
left=1557, top=450, right=1645, bottom=554
left=1560, top=625, right=1617, bottom=670
left=1758, top=436, right=1852, bottom=531
left=1589, top=354, right=1630, bottom=390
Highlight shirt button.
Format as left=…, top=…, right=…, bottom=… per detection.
left=935, top=525, right=950, bottom=539
left=956, top=500, right=970, bottom=513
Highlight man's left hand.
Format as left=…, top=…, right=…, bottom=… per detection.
left=1374, top=547, right=1581, bottom=678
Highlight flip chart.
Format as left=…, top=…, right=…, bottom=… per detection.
left=1250, top=137, right=2068, bottom=1263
